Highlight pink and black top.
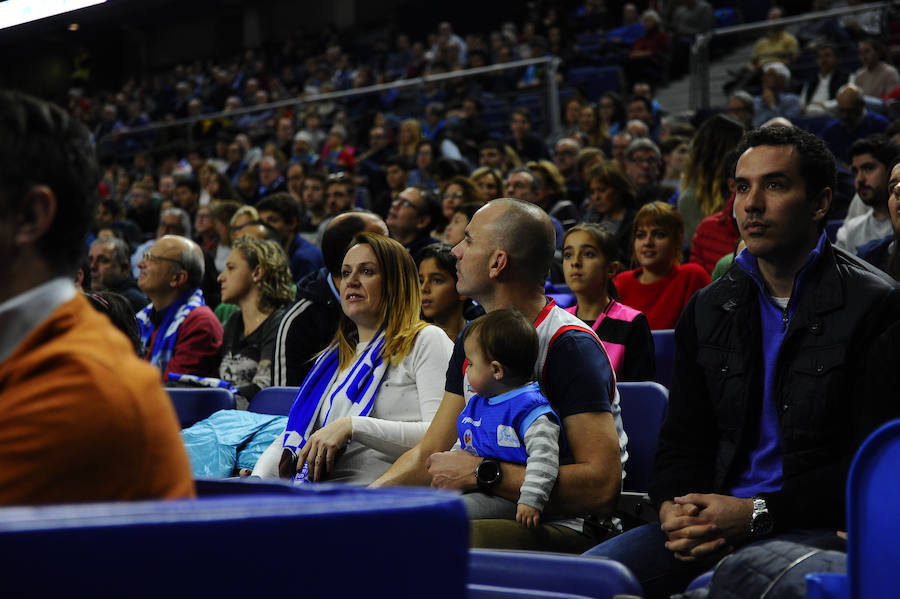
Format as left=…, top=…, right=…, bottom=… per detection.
left=565, top=299, right=655, bottom=382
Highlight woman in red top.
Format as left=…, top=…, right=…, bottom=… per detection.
left=614, top=201, right=710, bottom=330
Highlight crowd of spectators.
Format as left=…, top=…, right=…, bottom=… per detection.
left=9, top=2, right=900, bottom=597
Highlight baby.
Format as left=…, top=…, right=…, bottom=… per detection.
left=457, top=308, right=560, bottom=527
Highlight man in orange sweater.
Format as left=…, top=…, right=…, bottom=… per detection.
left=0, top=90, right=194, bottom=505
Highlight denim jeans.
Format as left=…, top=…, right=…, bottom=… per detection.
left=583, top=522, right=844, bottom=599
left=583, top=522, right=709, bottom=599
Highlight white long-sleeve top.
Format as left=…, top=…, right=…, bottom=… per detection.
left=253, top=324, right=452, bottom=484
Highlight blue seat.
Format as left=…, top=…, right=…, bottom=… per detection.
left=468, top=549, right=642, bottom=599
left=685, top=569, right=715, bottom=591
left=545, top=281, right=575, bottom=309
left=167, top=387, right=235, bottom=428
left=248, top=386, right=300, bottom=416
left=806, top=419, right=900, bottom=598
left=651, top=329, right=675, bottom=389
left=617, top=382, right=668, bottom=492
left=714, top=7, right=737, bottom=27
left=0, top=484, right=468, bottom=598
left=566, top=66, right=623, bottom=102
left=792, top=115, right=832, bottom=138
left=468, top=584, right=594, bottom=598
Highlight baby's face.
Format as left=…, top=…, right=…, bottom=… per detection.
left=464, top=336, right=502, bottom=397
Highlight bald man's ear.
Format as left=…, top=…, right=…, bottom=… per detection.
left=488, top=249, right=508, bottom=279
left=15, top=185, right=56, bottom=246
left=169, top=267, right=189, bottom=289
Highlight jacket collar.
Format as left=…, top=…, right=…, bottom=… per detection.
left=713, top=234, right=843, bottom=316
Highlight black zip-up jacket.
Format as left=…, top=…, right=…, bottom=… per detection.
left=651, top=241, right=900, bottom=532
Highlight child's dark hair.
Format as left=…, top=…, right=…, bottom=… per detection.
left=417, top=243, right=482, bottom=321
left=463, top=308, right=537, bottom=383
left=417, top=243, right=458, bottom=281
left=563, top=223, right=620, bottom=300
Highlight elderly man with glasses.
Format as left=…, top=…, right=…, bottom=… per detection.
left=136, top=235, right=223, bottom=380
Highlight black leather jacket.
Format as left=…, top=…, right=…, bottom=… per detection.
left=651, top=241, right=900, bottom=532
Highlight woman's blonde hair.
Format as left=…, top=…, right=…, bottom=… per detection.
left=527, top=160, right=567, bottom=205
left=333, top=232, right=427, bottom=370
left=470, top=167, right=504, bottom=200
left=231, top=237, right=295, bottom=313
left=230, top=205, right=259, bottom=228
left=398, top=119, right=423, bottom=157
left=442, top=175, right=485, bottom=205
left=681, top=114, right=746, bottom=217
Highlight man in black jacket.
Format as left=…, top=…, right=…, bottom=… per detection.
left=800, top=43, right=848, bottom=112
left=585, top=126, right=900, bottom=598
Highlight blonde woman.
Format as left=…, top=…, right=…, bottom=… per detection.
left=397, top=118, right=423, bottom=159
left=229, top=204, right=259, bottom=240
left=253, top=233, right=452, bottom=485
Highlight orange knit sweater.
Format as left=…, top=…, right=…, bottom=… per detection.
left=0, top=294, right=195, bottom=505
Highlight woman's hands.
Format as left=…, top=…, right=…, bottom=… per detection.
left=296, top=417, right=354, bottom=481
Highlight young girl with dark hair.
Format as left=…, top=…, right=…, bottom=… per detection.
left=562, top=224, right=654, bottom=382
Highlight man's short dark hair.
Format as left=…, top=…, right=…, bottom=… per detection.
left=507, top=167, right=541, bottom=193
left=427, top=157, right=466, bottom=181
left=848, top=134, right=900, bottom=170
left=384, top=154, right=411, bottom=171
left=817, top=42, right=839, bottom=57
left=322, top=215, right=369, bottom=277
left=0, top=90, right=99, bottom=274
left=463, top=308, right=538, bottom=384
left=304, top=172, right=326, bottom=189
left=413, top=185, right=441, bottom=230
left=628, top=95, right=653, bottom=113
left=98, top=198, right=124, bottom=219
left=735, top=126, right=837, bottom=203
left=326, top=174, right=356, bottom=197
left=480, top=139, right=504, bottom=153
left=464, top=96, right=484, bottom=114
left=886, top=118, right=900, bottom=140
left=511, top=107, right=533, bottom=124
left=257, top=192, right=302, bottom=225
left=174, top=176, right=200, bottom=195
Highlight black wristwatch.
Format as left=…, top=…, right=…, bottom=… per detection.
left=475, top=458, right=502, bottom=492
left=749, top=496, right=774, bottom=538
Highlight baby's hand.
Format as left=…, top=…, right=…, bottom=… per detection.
left=516, top=504, right=541, bottom=528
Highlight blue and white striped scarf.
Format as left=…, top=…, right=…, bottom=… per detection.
left=136, top=287, right=205, bottom=374
left=166, top=373, right=239, bottom=394
left=283, top=331, right=389, bottom=483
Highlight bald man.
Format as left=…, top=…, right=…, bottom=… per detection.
left=136, top=235, right=223, bottom=380
left=371, top=199, right=625, bottom=554
left=822, top=83, right=890, bottom=165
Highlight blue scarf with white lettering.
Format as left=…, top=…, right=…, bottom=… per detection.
left=282, top=331, right=389, bottom=483
left=136, top=287, right=205, bottom=374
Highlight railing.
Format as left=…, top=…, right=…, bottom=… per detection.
left=100, top=56, right=562, bottom=153
left=689, top=1, right=891, bottom=110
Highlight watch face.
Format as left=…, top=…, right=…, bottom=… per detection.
left=753, top=511, right=774, bottom=535
left=476, top=459, right=501, bottom=487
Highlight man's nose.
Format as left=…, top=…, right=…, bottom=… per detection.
left=742, top=185, right=766, bottom=214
